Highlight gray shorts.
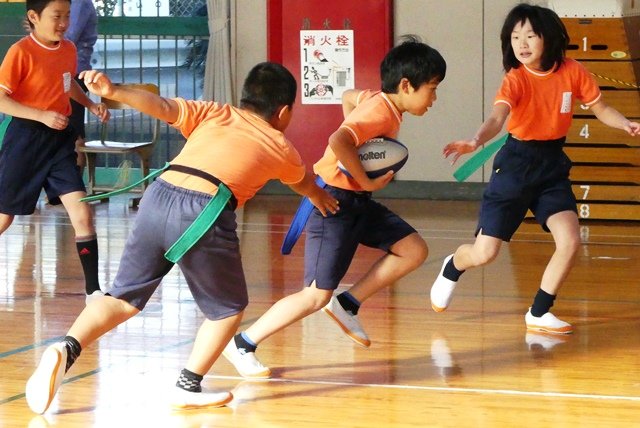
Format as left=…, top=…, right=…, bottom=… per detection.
left=108, top=178, right=248, bottom=320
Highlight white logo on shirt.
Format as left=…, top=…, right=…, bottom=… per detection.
left=63, top=72, right=72, bottom=93
left=560, top=92, right=572, bottom=114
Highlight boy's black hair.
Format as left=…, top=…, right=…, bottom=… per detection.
left=240, top=62, right=297, bottom=119
left=380, top=35, right=446, bottom=93
left=26, top=0, right=69, bottom=14
left=26, top=0, right=70, bottom=29
left=500, top=3, right=569, bottom=72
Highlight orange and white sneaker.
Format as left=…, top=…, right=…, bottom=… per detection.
left=222, top=339, right=271, bottom=379
left=525, top=308, right=573, bottom=335
left=170, top=387, right=233, bottom=410
left=430, top=255, right=457, bottom=312
left=85, top=290, right=105, bottom=305
left=26, top=343, right=67, bottom=414
left=322, top=296, right=371, bottom=348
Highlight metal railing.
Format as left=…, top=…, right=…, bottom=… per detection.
left=86, top=15, right=209, bottom=174
left=0, top=2, right=209, bottom=178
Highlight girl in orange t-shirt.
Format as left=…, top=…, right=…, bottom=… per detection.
left=431, top=4, right=639, bottom=336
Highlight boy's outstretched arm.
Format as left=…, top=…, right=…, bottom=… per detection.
left=590, top=100, right=640, bottom=137
left=444, top=102, right=510, bottom=165
left=80, top=70, right=179, bottom=124
left=288, top=171, right=339, bottom=217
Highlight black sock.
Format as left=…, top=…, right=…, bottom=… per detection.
left=337, top=292, right=360, bottom=315
left=443, top=257, right=465, bottom=281
left=63, top=336, right=82, bottom=373
left=530, top=289, right=556, bottom=317
left=234, top=333, right=257, bottom=353
left=76, top=236, right=100, bottom=294
left=176, top=368, right=203, bottom=392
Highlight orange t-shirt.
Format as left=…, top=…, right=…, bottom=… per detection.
left=160, top=98, right=306, bottom=208
left=313, top=90, right=402, bottom=190
left=495, top=58, right=601, bottom=141
left=0, top=34, right=77, bottom=116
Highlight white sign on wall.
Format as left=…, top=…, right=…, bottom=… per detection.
left=300, top=30, right=355, bottom=105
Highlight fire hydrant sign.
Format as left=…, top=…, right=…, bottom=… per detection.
left=300, top=30, right=355, bottom=104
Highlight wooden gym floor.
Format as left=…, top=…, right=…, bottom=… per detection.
left=1, top=194, right=639, bottom=427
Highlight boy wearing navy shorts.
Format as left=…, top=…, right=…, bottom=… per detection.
left=223, top=36, right=446, bottom=378
left=0, top=0, right=109, bottom=301
left=24, top=62, right=338, bottom=413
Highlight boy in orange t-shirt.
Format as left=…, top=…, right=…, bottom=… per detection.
left=223, top=36, right=447, bottom=379
left=25, top=62, right=338, bottom=413
left=0, top=0, right=109, bottom=301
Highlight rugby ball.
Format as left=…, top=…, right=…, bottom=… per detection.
left=338, top=136, right=409, bottom=178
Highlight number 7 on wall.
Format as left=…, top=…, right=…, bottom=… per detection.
left=580, top=185, right=590, bottom=200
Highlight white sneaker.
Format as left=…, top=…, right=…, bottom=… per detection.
left=222, top=339, right=271, bottom=378
left=322, top=296, right=371, bottom=348
left=85, top=290, right=104, bottom=305
left=170, top=386, right=233, bottom=409
left=430, top=255, right=457, bottom=312
left=525, top=308, right=573, bottom=335
left=25, top=343, right=67, bottom=414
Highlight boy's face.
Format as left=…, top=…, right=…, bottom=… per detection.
left=28, top=0, right=70, bottom=46
left=402, top=78, right=440, bottom=117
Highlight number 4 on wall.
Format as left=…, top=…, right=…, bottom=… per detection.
left=579, top=123, right=589, bottom=138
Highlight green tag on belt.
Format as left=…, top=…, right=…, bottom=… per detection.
left=0, top=116, right=12, bottom=149
left=164, top=183, right=233, bottom=263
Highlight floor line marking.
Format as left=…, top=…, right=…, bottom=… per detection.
left=0, top=336, right=65, bottom=360
left=206, top=374, right=640, bottom=402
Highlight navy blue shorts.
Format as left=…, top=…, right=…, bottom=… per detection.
left=477, top=135, right=577, bottom=241
left=304, top=185, right=416, bottom=290
left=0, top=117, right=85, bottom=215
left=108, top=179, right=248, bottom=320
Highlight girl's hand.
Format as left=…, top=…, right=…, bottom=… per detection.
left=443, top=139, right=480, bottom=165
left=624, top=120, right=640, bottom=137
left=89, top=102, right=110, bottom=123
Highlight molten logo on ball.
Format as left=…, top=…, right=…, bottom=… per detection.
left=338, top=136, right=409, bottom=179
left=359, top=150, right=386, bottom=161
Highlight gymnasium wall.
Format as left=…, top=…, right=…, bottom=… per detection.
left=234, top=0, right=522, bottom=194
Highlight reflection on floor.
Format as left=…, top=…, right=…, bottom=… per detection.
left=1, top=195, right=639, bottom=427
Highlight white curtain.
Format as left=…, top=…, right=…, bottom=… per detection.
left=203, top=0, right=233, bottom=103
